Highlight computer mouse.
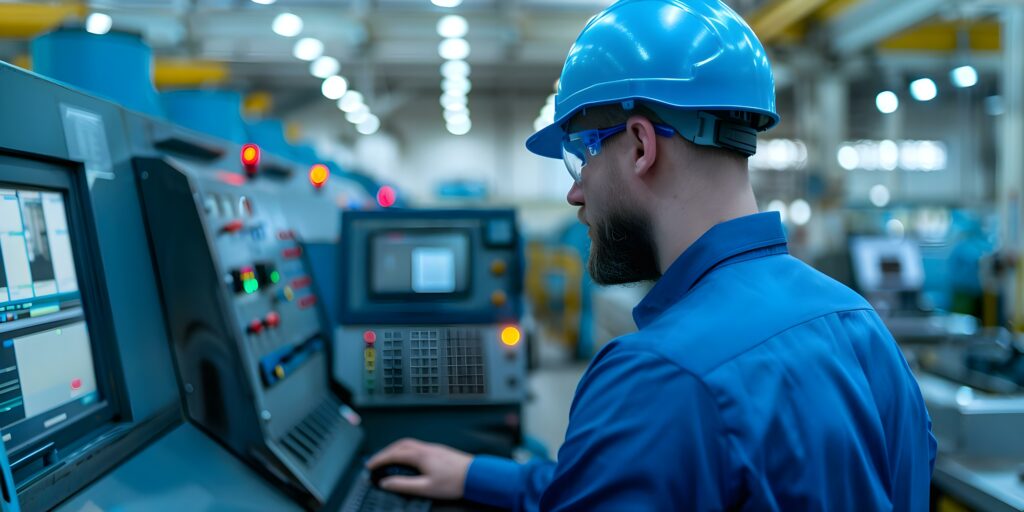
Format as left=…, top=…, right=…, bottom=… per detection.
left=370, top=463, right=421, bottom=488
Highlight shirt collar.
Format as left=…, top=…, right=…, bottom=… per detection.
left=633, top=212, right=789, bottom=329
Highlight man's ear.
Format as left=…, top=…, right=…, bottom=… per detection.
left=626, top=115, right=658, bottom=178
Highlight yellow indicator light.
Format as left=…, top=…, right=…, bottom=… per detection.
left=364, top=347, right=376, bottom=371
left=274, top=365, right=285, bottom=379
left=501, top=326, right=521, bottom=347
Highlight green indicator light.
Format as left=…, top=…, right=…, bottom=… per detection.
left=243, top=279, right=259, bottom=294
left=270, top=271, right=280, bottom=284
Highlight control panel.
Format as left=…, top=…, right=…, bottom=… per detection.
left=134, top=154, right=360, bottom=508
left=335, top=210, right=527, bottom=408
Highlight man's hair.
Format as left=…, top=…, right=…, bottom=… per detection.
left=567, top=102, right=751, bottom=162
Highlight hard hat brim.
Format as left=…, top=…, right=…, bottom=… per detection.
left=525, top=121, right=566, bottom=159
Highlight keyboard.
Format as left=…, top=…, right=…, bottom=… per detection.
left=341, top=471, right=431, bottom=512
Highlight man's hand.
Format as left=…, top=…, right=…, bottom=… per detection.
left=366, top=438, right=473, bottom=500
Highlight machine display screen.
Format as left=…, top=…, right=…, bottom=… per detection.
left=0, top=185, right=101, bottom=448
left=370, top=230, right=470, bottom=297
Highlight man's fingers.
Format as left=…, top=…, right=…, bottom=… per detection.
left=366, top=439, right=424, bottom=468
left=379, top=475, right=433, bottom=496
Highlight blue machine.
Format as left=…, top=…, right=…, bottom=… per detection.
left=161, top=90, right=249, bottom=144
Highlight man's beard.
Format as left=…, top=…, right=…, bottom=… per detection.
left=588, top=207, right=661, bottom=285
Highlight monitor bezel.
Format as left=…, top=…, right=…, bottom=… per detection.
left=0, top=151, right=127, bottom=477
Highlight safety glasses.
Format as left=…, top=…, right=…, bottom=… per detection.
left=561, top=123, right=676, bottom=183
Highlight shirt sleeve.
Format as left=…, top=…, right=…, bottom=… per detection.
left=539, top=346, right=736, bottom=511
left=464, top=456, right=556, bottom=511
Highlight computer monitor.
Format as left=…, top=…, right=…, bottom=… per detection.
left=850, top=236, right=926, bottom=293
left=370, top=230, right=471, bottom=298
left=0, top=155, right=121, bottom=473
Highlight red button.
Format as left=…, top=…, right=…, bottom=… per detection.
left=298, top=295, right=317, bottom=309
left=222, top=220, right=244, bottom=233
left=248, top=319, right=264, bottom=334
left=363, top=330, right=377, bottom=345
left=282, top=247, right=302, bottom=259
left=291, top=276, right=312, bottom=290
left=265, top=312, right=281, bottom=328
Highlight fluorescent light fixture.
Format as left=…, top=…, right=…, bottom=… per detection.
left=357, top=115, right=380, bottom=135
left=346, top=106, right=371, bottom=124
left=438, top=38, right=470, bottom=60
left=86, top=13, right=112, bottom=35
left=310, top=56, right=340, bottom=78
left=431, top=0, right=463, bottom=7
left=293, top=37, right=324, bottom=61
left=441, top=60, right=470, bottom=78
left=950, top=65, right=978, bottom=88
left=437, top=15, right=468, bottom=38
left=440, top=92, right=468, bottom=109
left=875, top=91, right=899, bottom=114
left=909, top=78, right=937, bottom=102
left=338, top=91, right=365, bottom=112
left=766, top=200, right=788, bottom=223
left=442, top=77, right=471, bottom=95
left=789, top=199, right=811, bottom=226
left=447, top=118, right=472, bottom=135
left=444, top=110, right=470, bottom=123
left=252, top=0, right=277, bottom=4
left=321, top=75, right=348, bottom=100
left=272, top=13, right=303, bottom=37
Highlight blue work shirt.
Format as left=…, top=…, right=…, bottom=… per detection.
left=464, top=212, right=936, bottom=511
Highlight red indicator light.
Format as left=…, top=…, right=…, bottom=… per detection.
left=241, top=143, right=260, bottom=177
left=309, top=164, right=330, bottom=189
left=248, top=319, right=264, bottom=334
left=291, top=276, right=312, bottom=290
left=377, top=186, right=396, bottom=208
left=282, top=247, right=302, bottom=259
left=71, top=378, right=82, bottom=390
left=298, top=295, right=318, bottom=309
left=265, top=312, right=281, bottom=328
left=363, top=330, right=377, bottom=345
left=222, top=220, right=244, bottom=234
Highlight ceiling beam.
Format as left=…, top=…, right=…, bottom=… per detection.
left=826, top=0, right=946, bottom=56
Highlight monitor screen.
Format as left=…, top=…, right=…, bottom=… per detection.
left=849, top=237, right=925, bottom=293
left=370, top=230, right=470, bottom=297
left=0, top=186, right=100, bottom=448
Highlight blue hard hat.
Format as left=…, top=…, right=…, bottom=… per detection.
left=526, top=0, right=780, bottom=159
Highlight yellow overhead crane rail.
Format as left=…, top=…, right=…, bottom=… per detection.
left=12, top=55, right=230, bottom=88
left=879, top=20, right=1001, bottom=52
left=748, top=0, right=861, bottom=44
left=0, top=2, right=85, bottom=38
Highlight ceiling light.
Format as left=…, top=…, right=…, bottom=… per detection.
left=431, top=0, right=463, bottom=7
left=346, top=106, right=370, bottom=124
left=442, top=77, right=471, bottom=95
left=447, top=118, right=472, bottom=135
left=444, top=102, right=467, bottom=113
left=338, top=91, right=365, bottom=112
left=440, top=92, right=467, bottom=109
left=875, top=91, right=899, bottom=114
left=766, top=200, right=788, bottom=223
left=869, top=184, right=891, bottom=207
left=86, top=13, right=112, bottom=35
left=438, top=38, right=470, bottom=60
left=293, top=37, right=324, bottom=61
left=310, top=56, right=339, bottom=78
left=441, top=60, right=470, bottom=78
left=909, top=78, right=937, bottom=102
left=444, top=110, right=470, bottom=123
left=951, top=65, right=978, bottom=88
left=534, top=117, right=548, bottom=132
left=437, top=15, right=468, bottom=38
left=789, top=199, right=811, bottom=226
left=252, top=0, right=277, bottom=3
left=272, top=13, right=303, bottom=37
left=321, top=75, right=348, bottom=100
left=837, top=145, right=859, bottom=170
left=357, top=115, right=380, bottom=135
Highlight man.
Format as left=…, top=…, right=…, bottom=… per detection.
left=368, top=0, right=937, bottom=510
